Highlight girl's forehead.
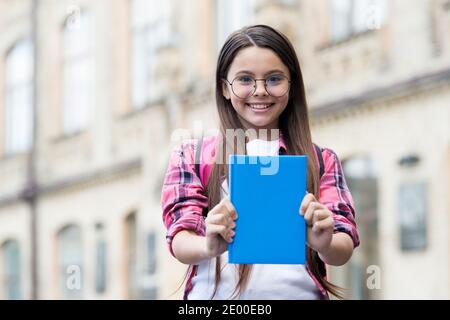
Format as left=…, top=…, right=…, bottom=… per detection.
left=228, top=46, right=289, bottom=75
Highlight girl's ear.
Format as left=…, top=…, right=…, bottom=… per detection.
left=222, top=81, right=231, bottom=100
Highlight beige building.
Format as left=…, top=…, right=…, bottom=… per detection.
left=0, top=0, right=449, bottom=299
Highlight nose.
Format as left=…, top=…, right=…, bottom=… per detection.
left=253, top=79, right=268, bottom=96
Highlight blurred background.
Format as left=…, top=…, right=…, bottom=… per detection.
left=0, top=0, right=449, bottom=300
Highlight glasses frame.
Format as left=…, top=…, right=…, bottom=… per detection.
left=223, top=74, right=291, bottom=99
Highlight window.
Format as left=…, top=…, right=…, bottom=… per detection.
left=398, top=182, right=427, bottom=251
left=330, top=0, right=388, bottom=42
left=95, top=223, right=107, bottom=294
left=328, top=156, right=380, bottom=299
left=216, top=0, right=255, bottom=49
left=140, top=231, right=158, bottom=300
left=1, top=240, right=21, bottom=300
left=57, top=225, right=83, bottom=299
left=343, top=156, right=379, bottom=299
left=4, top=39, right=34, bottom=154
left=131, top=0, right=172, bottom=109
left=146, top=231, right=156, bottom=275
left=125, top=212, right=138, bottom=298
left=63, top=11, right=94, bottom=135
left=330, top=0, right=352, bottom=42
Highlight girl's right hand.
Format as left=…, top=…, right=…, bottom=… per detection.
left=204, top=196, right=238, bottom=258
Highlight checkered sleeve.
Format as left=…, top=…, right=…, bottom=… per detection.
left=161, top=140, right=208, bottom=257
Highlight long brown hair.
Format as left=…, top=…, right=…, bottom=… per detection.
left=207, top=25, right=344, bottom=299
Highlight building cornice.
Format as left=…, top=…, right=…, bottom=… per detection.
left=0, top=158, right=142, bottom=208
left=310, top=67, right=450, bottom=119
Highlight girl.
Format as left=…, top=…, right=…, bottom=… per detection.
left=161, top=25, right=359, bottom=300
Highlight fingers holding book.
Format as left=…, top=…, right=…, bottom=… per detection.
left=299, top=193, right=334, bottom=254
left=205, top=197, right=238, bottom=257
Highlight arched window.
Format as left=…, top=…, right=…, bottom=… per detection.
left=131, top=0, right=172, bottom=108
left=1, top=240, right=22, bottom=299
left=57, top=225, right=83, bottom=299
left=5, top=39, right=34, bottom=154
left=329, top=155, right=380, bottom=299
left=62, top=10, right=94, bottom=134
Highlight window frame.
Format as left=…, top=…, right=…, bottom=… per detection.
left=215, top=0, right=255, bottom=52
left=4, top=38, right=34, bottom=155
left=1, top=239, right=22, bottom=300
left=329, top=0, right=388, bottom=43
left=57, top=224, right=83, bottom=299
left=62, top=9, right=95, bottom=136
left=130, top=0, right=172, bottom=110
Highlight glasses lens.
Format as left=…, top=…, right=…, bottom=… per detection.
left=231, top=76, right=255, bottom=98
left=266, top=75, right=289, bottom=97
left=230, top=75, right=290, bottom=98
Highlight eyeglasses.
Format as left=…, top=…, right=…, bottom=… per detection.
left=224, top=74, right=291, bottom=99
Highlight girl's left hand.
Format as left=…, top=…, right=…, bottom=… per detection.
left=299, top=193, right=334, bottom=255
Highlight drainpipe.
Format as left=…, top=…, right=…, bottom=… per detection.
left=23, top=0, right=40, bottom=300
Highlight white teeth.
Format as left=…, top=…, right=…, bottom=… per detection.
left=247, top=104, right=272, bottom=109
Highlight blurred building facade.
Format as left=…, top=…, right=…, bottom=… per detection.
left=0, top=0, right=449, bottom=299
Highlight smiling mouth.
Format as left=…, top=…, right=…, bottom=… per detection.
left=246, top=103, right=275, bottom=110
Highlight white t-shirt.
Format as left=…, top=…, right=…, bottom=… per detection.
left=187, top=138, right=321, bottom=300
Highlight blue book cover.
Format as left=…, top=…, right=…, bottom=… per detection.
left=228, top=155, right=307, bottom=264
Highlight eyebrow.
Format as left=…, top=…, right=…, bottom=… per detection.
left=235, top=69, right=287, bottom=76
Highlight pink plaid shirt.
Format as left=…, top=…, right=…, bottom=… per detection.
left=161, top=134, right=359, bottom=299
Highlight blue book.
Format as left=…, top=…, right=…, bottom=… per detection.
left=228, top=155, right=307, bottom=264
